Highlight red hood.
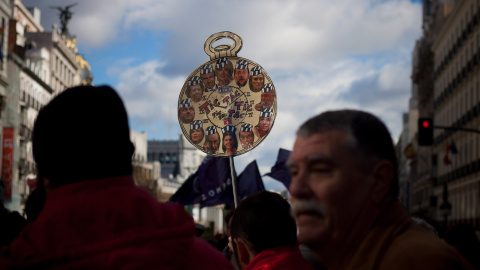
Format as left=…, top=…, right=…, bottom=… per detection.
left=1, top=176, right=232, bottom=269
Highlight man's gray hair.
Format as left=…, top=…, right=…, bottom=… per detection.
left=296, top=109, right=399, bottom=198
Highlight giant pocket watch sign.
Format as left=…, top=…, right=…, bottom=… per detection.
left=178, top=31, right=277, bottom=157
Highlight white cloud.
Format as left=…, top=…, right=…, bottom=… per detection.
left=115, top=60, right=185, bottom=127
left=22, top=0, right=422, bottom=183
left=378, top=63, right=411, bottom=92
left=57, top=0, right=421, bottom=69
left=106, top=58, right=137, bottom=77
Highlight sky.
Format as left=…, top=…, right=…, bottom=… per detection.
left=22, top=0, right=423, bottom=191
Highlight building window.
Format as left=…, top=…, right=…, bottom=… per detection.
left=425, top=0, right=431, bottom=15
left=477, top=82, right=480, bottom=103
left=0, top=18, right=4, bottom=71
left=476, top=137, right=479, bottom=160
left=470, top=87, right=473, bottom=109
left=0, top=96, right=4, bottom=118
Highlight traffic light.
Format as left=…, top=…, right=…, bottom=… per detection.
left=418, top=118, right=433, bottom=146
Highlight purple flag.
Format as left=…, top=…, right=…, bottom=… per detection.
left=170, top=156, right=234, bottom=208
left=225, top=160, right=265, bottom=209
left=264, top=148, right=291, bottom=189
left=237, top=160, right=265, bottom=200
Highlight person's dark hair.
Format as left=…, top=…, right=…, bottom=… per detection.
left=230, top=191, right=297, bottom=256
left=224, top=209, right=235, bottom=235
left=297, top=109, right=399, bottom=198
left=32, top=85, right=134, bottom=189
left=190, top=128, right=205, bottom=144
left=221, top=131, right=238, bottom=152
left=224, top=209, right=235, bottom=225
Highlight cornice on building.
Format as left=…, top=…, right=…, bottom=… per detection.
left=6, top=49, right=23, bottom=68
left=52, top=31, right=79, bottom=69
left=22, top=65, right=53, bottom=94
left=11, top=0, right=42, bottom=32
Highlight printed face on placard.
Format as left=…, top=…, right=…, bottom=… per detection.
left=179, top=106, right=195, bottom=123
left=201, top=72, right=216, bottom=89
left=190, top=85, right=203, bottom=103
left=239, top=131, right=254, bottom=149
left=234, top=69, right=249, bottom=87
left=250, top=74, right=264, bottom=92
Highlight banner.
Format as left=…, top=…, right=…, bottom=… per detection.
left=170, top=156, right=234, bottom=208
left=264, top=148, right=292, bottom=189
left=224, top=160, right=266, bottom=208
left=1, top=127, right=14, bottom=198
left=170, top=157, right=266, bottom=209
left=237, top=160, right=265, bottom=200
left=403, top=143, right=416, bottom=159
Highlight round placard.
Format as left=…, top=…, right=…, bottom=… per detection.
left=178, top=31, right=277, bottom=157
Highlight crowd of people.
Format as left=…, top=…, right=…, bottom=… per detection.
left=0, top=85, right=479, bottom=269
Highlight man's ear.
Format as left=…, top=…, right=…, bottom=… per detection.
left=234, top=238, right=253, bottom=268
left=371, top=160, right=394, bottom=204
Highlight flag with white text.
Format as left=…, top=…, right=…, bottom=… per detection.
left=170, top=156, right=234, bottom=208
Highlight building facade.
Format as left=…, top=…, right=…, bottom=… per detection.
left=131, top=130, right=161, bottom=199
left=431, top=0, right=480, bottom=230
left=147, top=133, right=206, bottom=201
left=4, top=0, right=47, bottom=210
left=2, top=1, right=92, bottom=211
left=402, top=0, right=480, bottom=233
left=147, top=133, right=206, bottom=182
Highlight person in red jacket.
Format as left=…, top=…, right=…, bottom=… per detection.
left=0, top=85, right=233, bottom=270
left=230, top=191, right=314, bottom=270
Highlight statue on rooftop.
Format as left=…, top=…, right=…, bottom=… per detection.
left=50, top=3, right=78, bottom=38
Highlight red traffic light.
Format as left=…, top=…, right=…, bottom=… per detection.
left=418, top=118, right=433, bottom=146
